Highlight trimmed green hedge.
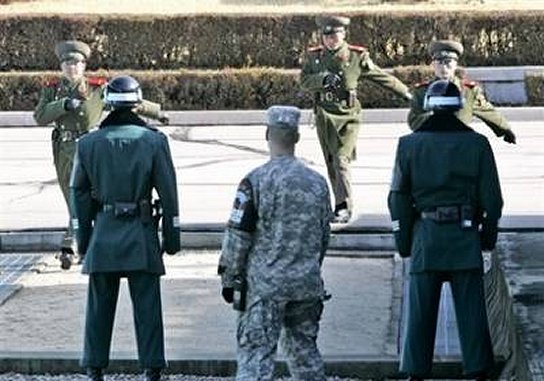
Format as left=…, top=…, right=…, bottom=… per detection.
left=0, top=67, right=434, bottom=111
left=525, top=74, right=544, bottom=106
left=1, top=12, right=543, bottom=71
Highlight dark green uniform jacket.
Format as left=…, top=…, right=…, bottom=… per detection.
left=389, top=114, right=503, bottom=272
left=408, top=76, right=513, bottom=138
left=70, top=109, right=180, bottom=274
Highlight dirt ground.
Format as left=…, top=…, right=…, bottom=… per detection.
left=1, top=0, right=544, bottom=14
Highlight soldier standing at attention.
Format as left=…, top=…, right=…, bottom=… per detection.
left=218, top=106, right=332, bottom=381
left=300, top=16, right=412, bottom=223
left=70, top=75, right=180, bottom=381
left=388, top=80, right=503, bottom=381
left=408, top=39, right=516, bottom=144
left=34, top=40, right=169, bottom=269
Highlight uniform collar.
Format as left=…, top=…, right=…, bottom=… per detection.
left=99, top=109, right=148, bottom=128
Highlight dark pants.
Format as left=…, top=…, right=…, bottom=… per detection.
left=81, top=272, right=166, bottom=369
left=400, top=270, right=494, bottom=378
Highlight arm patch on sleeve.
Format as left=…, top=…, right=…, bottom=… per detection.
left=228, top=178, right=258, bottom=232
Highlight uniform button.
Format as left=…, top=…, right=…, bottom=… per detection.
left=79, top=112, right=84, bottom=116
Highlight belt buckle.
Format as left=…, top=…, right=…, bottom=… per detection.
left=61, top=130, right=73, bottom=141
left=436, top=206, right=459, bottom=222
left=324, top=92, right=335, bottom=102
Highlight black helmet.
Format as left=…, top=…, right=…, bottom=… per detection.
left=104, top=75, right=143, bottom=108
left=423, top=79, right=464, bottom=112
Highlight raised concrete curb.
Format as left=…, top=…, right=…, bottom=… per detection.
left=1, top=107, right=544, bottom=127
left=0, top=352, right=506, bottom=379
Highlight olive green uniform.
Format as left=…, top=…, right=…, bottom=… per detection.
left=300, top=42, right=410, bottom=213
left=408, top=76, right=514, bottom=140
left=388, top=113, right=503, bottom=378
left=34, top=76, right=164, bottom=251
left=70, top=109, right=180, bottom=370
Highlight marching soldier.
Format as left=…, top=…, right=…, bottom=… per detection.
left=300, top=15, right=412, bottom=223
left=408, top=39, right=516, bottom=144
left=389, top=80, right=503, bottom=381
left=34, top=40, right=169, bottom=269
left=70, top=75, right=180, bottom=381
left=218, top=106, right=332, bottom=380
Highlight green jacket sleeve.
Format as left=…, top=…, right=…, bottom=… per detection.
left=299, top=52, right=329, bottom=92
left=388, top=139, right=416, bottom=257
left=70, top=143, right=95, bottom=255
left=360, top=52, right=411, bottom=100
left=152, top=133, right=181, bottom=254
left=33, top=87, right=69, bottom=125
left=471, top=85, right=512, bottom=137
left=407, top=87, right=432, bottom=131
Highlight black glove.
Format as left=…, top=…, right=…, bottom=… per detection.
left=64, top=97, right=82, bottom=111
left=480, top=220, right=499, bottom=251
left=503, top=129, right=516, bottom=144
left=222, top=287, right=234, bottom=304
left=158, top=114, right=170, bottom=125
left=323, top=72, right=342, bottom=90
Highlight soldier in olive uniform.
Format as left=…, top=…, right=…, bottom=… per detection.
left=388, top=80, right=503, bottom=381
left=408, top=40, right=516, bottom=144
left=70, top=75, right=180, bottom=381
left=219, top=106, right=332, bottom=381
left=300, top=16, right=412, bottom=223
left=34, top=40, right=169, bottom=269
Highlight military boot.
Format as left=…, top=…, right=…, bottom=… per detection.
left=144, top=368, right=161, bottom=381
left=86, top=367, right=103, bottom=381
left=58, top=246, right=75, bottom=270
left=333, top=202, right=351, bottom=223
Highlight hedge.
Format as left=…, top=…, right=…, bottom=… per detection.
left=1, top=11, right=543, bottom=71
left=525, top=74, right=544, bottom=106
left=0, top=66, right=437, bottom=111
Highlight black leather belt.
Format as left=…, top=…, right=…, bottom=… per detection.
left=420, top=205, right=474, bottom=228
left=52, top=128, right=87, bottom=142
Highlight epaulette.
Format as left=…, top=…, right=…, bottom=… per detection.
left=462, top=79, right=478, bottom=89
left=413, top=80, right=431, bottom=89
left=307, top=45, right=324, bottom=53
left=44, top=79, right=59, bottom=88
left=348, top=44, right=367, bottom=52
left=87, top=76, right=108, bottom=87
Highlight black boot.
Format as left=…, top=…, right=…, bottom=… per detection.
left=144, top=368, right=161, bottom=381
left=86, top=367, right=103, bottom=381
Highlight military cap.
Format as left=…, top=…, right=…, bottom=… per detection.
left=316, top=15, right=350, bottom=35
left=55, top=40, right=91, bottom=62
left=266, top=105, right=301, bottom=131
left=428, top=40, right=464, bottom=60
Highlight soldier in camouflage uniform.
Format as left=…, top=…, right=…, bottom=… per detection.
left=71, top=75, right=180, bottom=381
left=389, top=80, right=502, bottom=381
left=408, top=40, right=516, bottom=144
left=300, top=16, right=412, bottom=223
left=218, top=105, right=332, bottom=381
left=33, top=40, right=169, bottom=269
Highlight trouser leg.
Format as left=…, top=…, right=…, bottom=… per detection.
left=53, top=139, right=77, bottom=249
left=236, top=299, right=282, bottom=381
left=450, top=270, right=494, bottom=377
left=281, top=299, right=326, bottom=381
left=81, top=273, right=120, bottom=369
left=400, top=272, right=443, bottom=377
left=127, top=272, right=166, bottom=369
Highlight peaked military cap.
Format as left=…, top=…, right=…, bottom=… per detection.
left=316, top=15, right=350, bottom=35
left=55, top=40, right=91, bottom=62
left=429, top=40, right=464, bottom=60
left=266, top=105, right=301, bottom=131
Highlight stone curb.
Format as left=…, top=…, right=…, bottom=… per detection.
left=1, top=107, right=544, bottom=127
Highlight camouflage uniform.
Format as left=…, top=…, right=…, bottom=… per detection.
left=33, top=40, right=167, bottom=259
left=300, top=16, right=411, bottom=222
left=219, top=106, right=332, bottom=381
left=408, top=40, right=516, bottom=144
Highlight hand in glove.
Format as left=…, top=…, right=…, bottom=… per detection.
left=503, top=129, right=516, bottom=144
left=323, top=72, right=342, bottom=90
left=158, top=114, right=170, bottom=125
left=221, top=287, right=234, bottom=304
left=64, top=98, right=82, bottom=111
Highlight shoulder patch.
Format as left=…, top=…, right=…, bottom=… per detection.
left=462, top=79, right=478, bottom=89
left=307, top=45, right=324, bottom=53
left=348, top=44, right=367, bottom=52
left=87, top=76, right=108, bottom=87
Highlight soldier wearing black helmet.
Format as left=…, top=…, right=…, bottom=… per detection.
left=70, top=75, right=180, bottom=381
left=408, top=40, right=516, bottom=144
left=388, top=79, right=503, bottom=381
